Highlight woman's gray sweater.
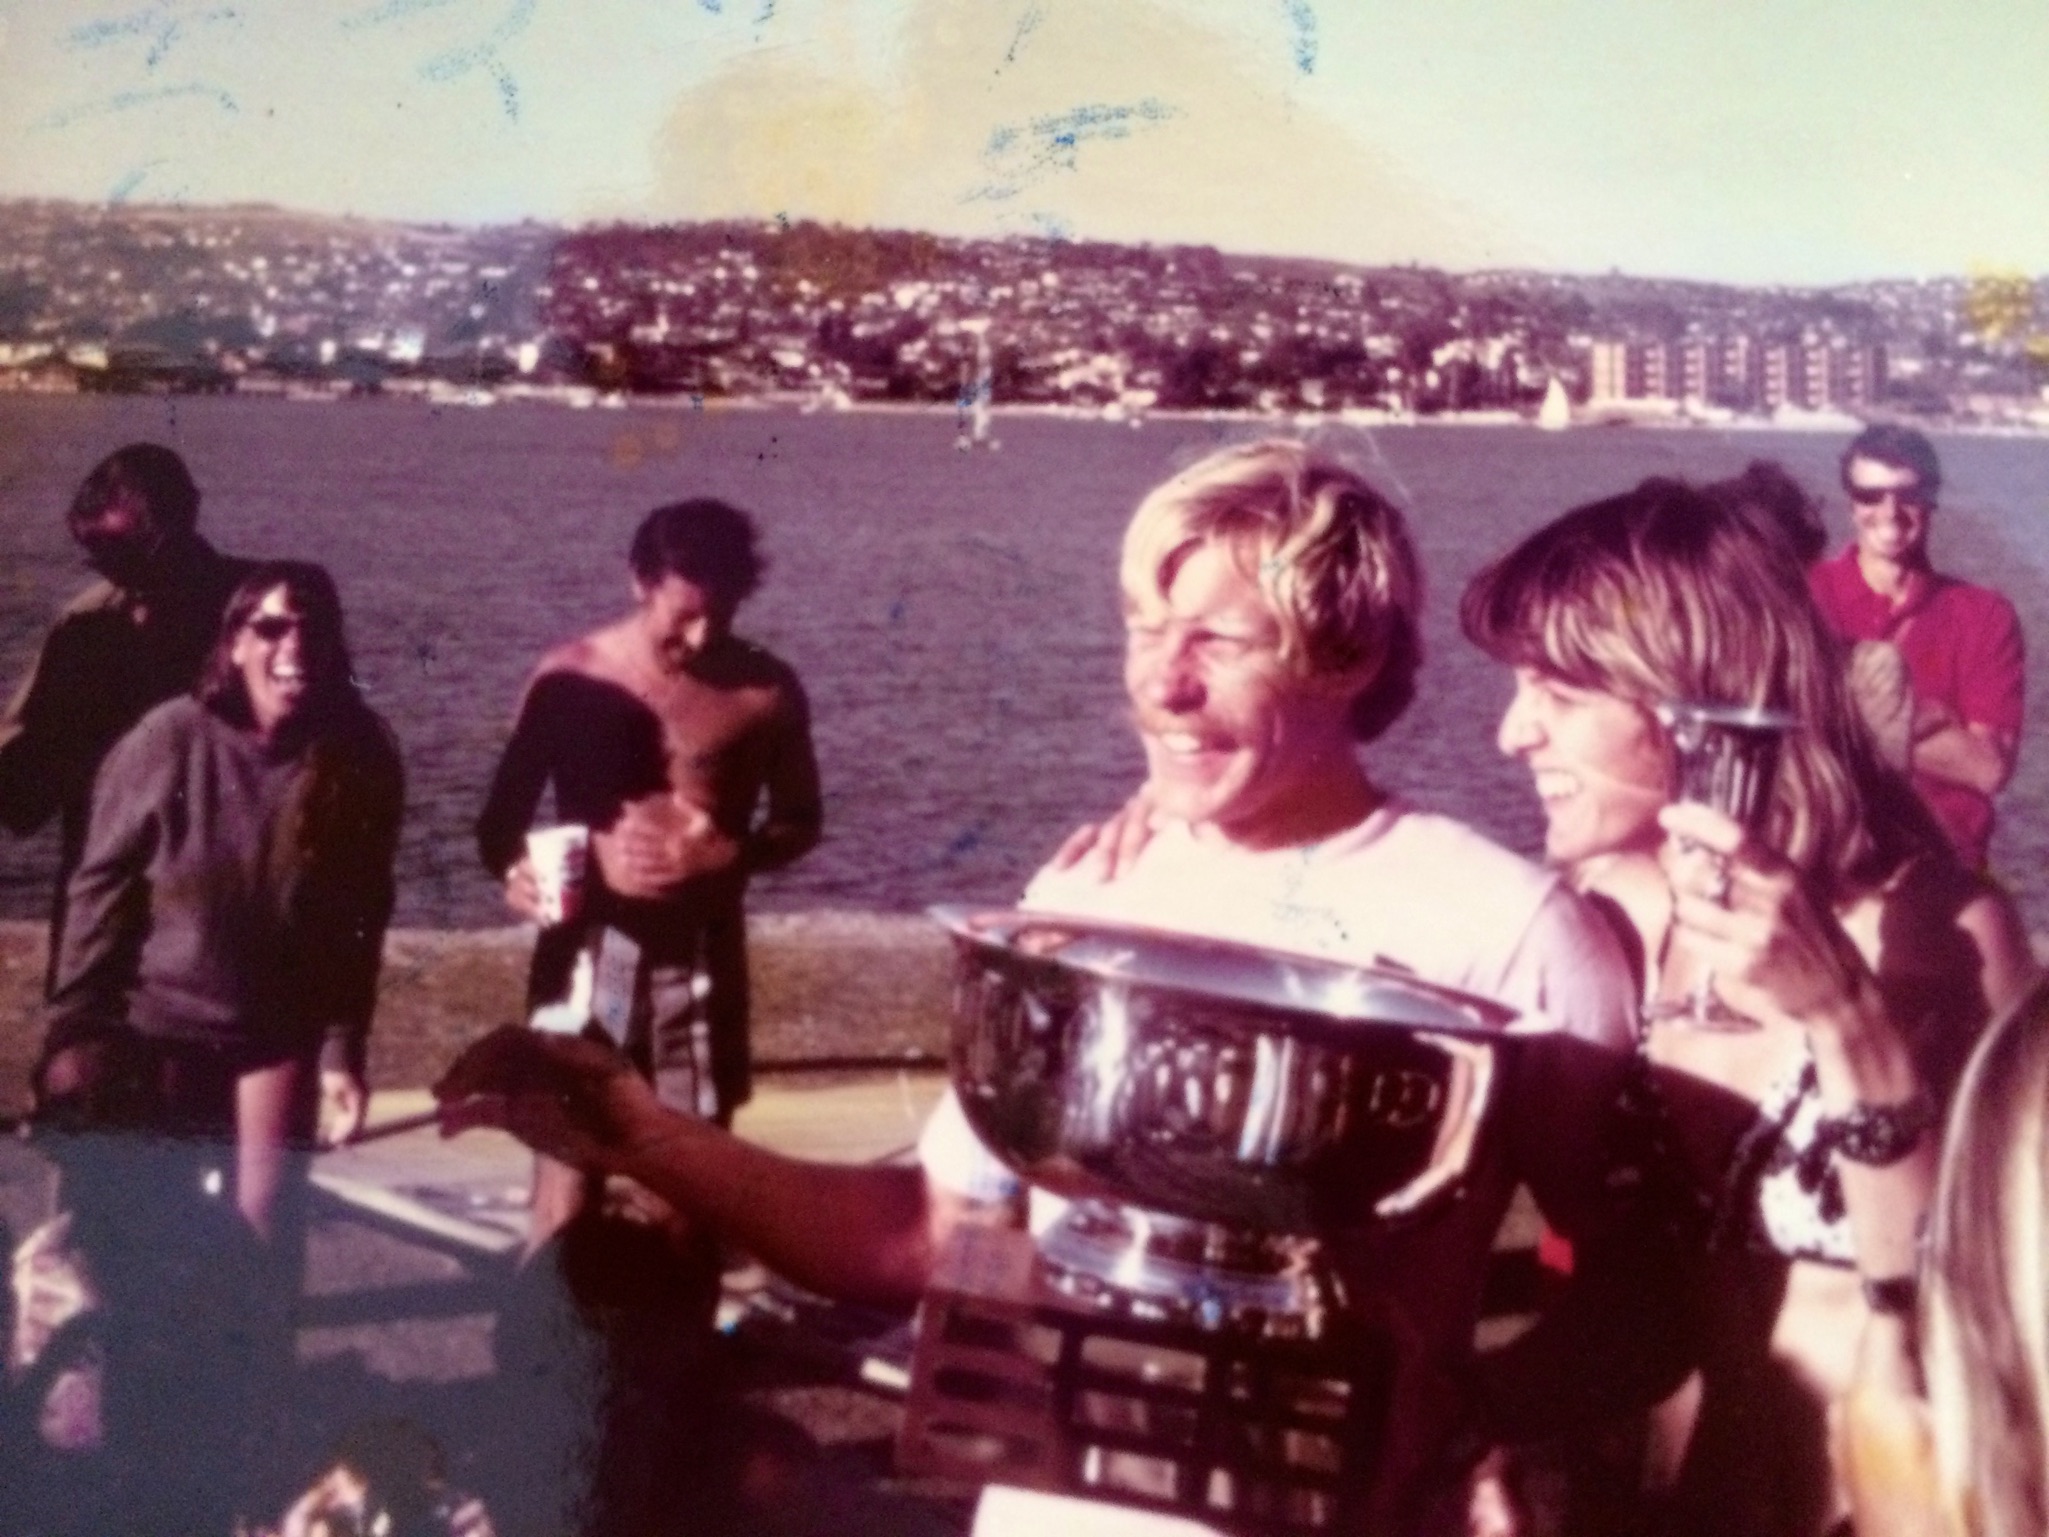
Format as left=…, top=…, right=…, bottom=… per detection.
left=46, top=696, right=402, bottom=1075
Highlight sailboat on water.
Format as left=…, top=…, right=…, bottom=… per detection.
left=956, top=322, right=999, bottom=452
left=1536, top=376, right=1572, bottom=432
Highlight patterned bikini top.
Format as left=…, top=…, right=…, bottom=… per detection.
left=1712, top=1050, right=1857, bottom=1267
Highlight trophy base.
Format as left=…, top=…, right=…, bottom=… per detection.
left=899, top=1224, right=1390, bottom=1534
left=1037, top=1200, right=1340, bottom=1340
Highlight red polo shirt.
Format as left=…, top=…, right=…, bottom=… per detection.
left=1809, top=544, right=2024, bottom=869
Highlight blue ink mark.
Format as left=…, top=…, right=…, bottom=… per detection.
left=107, top=161, right=169, bottom=202
left=941, top=823, right=987, bottom=862
left=697, top=0, right=722, bottom=11
left=68, top=11, right=161, bottom=48
left=1002, top=4, right=1044, bottom=66
left=35, top=83, right=241, bottom=131
left=754, top=0, right=775, bottom=21
left=887, top=599, right=907, bottom=625
left=1029, top=211, right=1071, bottom=241
left=1280, top=0, right=1317, bottom=73
left=489, top=63, right=519, bottom=117
left=965, top=99, right=1177, bottom=202
left=66, top=4, right=241, bottom=70
left=344, top=0, right=463, bottom=27
left=416, top=0, right=538, bottom=122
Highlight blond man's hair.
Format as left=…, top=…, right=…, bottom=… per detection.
left=1120, top=439, right=1423, bottom=743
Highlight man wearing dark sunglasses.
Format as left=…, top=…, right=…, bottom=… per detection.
left=0, top=443, right=250, bottom=988
left=1809, top=423, right=2024, bottom=871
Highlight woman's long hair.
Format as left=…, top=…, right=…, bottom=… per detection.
left=196, top=562, right=399, bottom=917
left=1459, top=473, right=1939, bottom=900
left=1922, top=979, right=2049, bottom=1537
left=197, top=560, right=357, bottom=730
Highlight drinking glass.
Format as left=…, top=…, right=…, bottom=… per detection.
left=1644, top=701, right=1799, bottom=1031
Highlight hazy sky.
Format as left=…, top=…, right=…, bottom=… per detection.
left=2, top=0, right=2045, bottom=285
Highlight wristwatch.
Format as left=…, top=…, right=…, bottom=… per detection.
left=1823, top=1090, right=1937, bottom=1167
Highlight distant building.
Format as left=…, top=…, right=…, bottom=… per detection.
left=1592, top=333, right=1882, bottom=413
left=1761, top=342, right=1802, bottom=410
left=1678, top=338, right=1717, bottom=402
left=1590, top=339, right=1631, bottom=401
left=1828, top=342, right=1884, bottom=407
left=1721, top=335, right=1761, bottom=408
left=1588, top=338, right=1674, bottom=402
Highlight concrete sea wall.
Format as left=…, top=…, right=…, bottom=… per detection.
left=0, top=915, right=955, bottom=1119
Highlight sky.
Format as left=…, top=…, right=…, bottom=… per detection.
left=1, top=0, right=2045, bottom=286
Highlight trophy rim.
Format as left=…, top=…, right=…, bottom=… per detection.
left=927, top=903, right=1519, bottom=1040
left=1655, top=698, right=1802, bottom=733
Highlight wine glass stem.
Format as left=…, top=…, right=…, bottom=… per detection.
left=1691, top=969, right=1718, bottom=1022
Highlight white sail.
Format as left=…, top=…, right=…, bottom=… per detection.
left=1537, top=377, right=1571, bottom=431
left=957, top=322, right=999, bottom=450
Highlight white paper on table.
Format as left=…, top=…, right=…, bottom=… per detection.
left=971, top=1486, right=1223, bottom=1537
left=529, top=946, right=595, bottom=1035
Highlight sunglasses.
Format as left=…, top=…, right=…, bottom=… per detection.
left=244, top=614, right=303, bottom=642
left=1847, top=483, right=1930, bottom=509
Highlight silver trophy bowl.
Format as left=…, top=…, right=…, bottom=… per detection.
left=931, top=906, right=1510, bottom=1335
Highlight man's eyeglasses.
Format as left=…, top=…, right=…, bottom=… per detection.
left=244, top=614, right=303, bottom=642
left=1847, top=483, right=1930, bottom=509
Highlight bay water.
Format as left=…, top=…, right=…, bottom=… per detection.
left=2, top=395, right=2045, bottom=930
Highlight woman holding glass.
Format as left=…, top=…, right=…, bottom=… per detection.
left=33, top=560, right=404, bottom=1528
left=1459, top=474, right=2034, bottom=1535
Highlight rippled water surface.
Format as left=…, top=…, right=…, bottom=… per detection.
left=3, top=396, right=2046, bottom=928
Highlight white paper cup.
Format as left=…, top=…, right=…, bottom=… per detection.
left=525, top=824, right=589, bottom=927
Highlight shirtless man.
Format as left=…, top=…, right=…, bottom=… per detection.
left=446, top=444, right=1689, bottom=1534
left=476, top=497, right=822, bottom=1253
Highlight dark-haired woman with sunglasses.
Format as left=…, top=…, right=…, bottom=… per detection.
left=29, top=560, right=402, bottom=1526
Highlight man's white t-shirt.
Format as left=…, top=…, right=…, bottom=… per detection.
left=920, top=799, right=1636, bottom=1210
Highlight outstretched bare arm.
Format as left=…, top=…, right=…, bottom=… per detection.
left=436, top=1026, right=972, bottom=1307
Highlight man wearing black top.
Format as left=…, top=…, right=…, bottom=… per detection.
left=476, top=497, right=823, bottom=1255
left=0, top=443, right=250, bottom=989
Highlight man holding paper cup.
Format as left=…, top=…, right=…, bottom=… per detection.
left=477, top=498, right=823, bottom=1257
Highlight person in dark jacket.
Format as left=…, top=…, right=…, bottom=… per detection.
left=0, top=443, right=250, bottom=989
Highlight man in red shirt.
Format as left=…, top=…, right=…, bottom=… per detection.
left=1808, top=424, right=2024, bottom=870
